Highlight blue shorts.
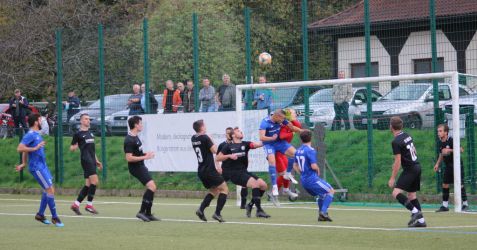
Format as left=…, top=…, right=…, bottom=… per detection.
left=302, top=178, right=333, bottom=198
left=263, top=140, right=292, bottom=155
left=30, top=167, right=53, bottom=190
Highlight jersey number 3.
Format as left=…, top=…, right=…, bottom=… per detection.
left=195, top=147, right=203, bottom=163
left=406, top=143, right=418, bottom=161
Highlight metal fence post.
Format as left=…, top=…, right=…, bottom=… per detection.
left=364, top=0, right=373, bottom=188
left=143, top=18, right=151, bottom=114
left=244, top=7, right=252, bottom=109
left=302, top=0, right=310, bottom=126
left=98, top=24, right=107, bottom=182
left=430, top=0, right=442, bottom=192
left=192, top=13, right=200, bottom=112
left=55, top=28, right=64, bottom=185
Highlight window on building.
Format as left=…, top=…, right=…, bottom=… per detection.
left=350, top=62, right=379, bottom=88
left=413, top=58, right=444, bottom=83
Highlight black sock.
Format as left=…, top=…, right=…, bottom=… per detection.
left=252, top=188, right=263, bottom=211
left=443, top=187, right=450, bottom=202
left=215, top=193, right=227, bottom=215
left=259, top=189, right=265, bottom=197
left=241, top=188, right=248, bottom=206
left=146, top=189, right=155, bottom=215
left=76, top=186, right=89, bottom=203
left=140, top=189, right=154, bottom=214
left=199, top=193, right=214, bottom=212
left=87, top=184, right=97, bottom=203
left=462, top=187, right=467, bottom=202
left=410, top=199, right=421, bottom=211
left=396, top=193, right=414, bottom=211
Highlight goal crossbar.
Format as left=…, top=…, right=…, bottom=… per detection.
left=235, top=72, right=464, bottom=212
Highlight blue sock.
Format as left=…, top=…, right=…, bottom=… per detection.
left=46, top=194, right=58, bottom=218
left=38, top=192, right=47, bottom=215
left=286, top=157, right=294, bottom=173
left=321, top=194, right=333, bottom=213
left=268, top=166, right=277, bottom=185
left=317, top=197, right=323, bottom=211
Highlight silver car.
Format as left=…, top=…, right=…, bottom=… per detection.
left=353, top=83, right=474, bottom=130
left=107, top=94, right=163, bottom=135
left=289, top=87, right=382, bottom=129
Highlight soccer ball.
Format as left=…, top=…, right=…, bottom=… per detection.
left=258, top=52, right=272, bottom=65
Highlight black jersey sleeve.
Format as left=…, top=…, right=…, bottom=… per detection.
left=448, top=137, right=454, bottom=149
left=71, top=133, right=79, bottom=145
left=204, top=135, right=214, bottom=151
left=392, top=140, right=401, bottom=155
left=124, top=138, right=135, bottom=154
left=243, top=141, right=252, bottom=151
left=220, top=143, right=231, bottom=155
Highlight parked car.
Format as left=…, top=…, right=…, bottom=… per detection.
left=288, top=87, right=382, bottom=129
left=68, top=94, right=131, bottom=135
left=107, top=95, right=163, bottom=135
left=353, top=83, right=474, bottom=130
left=460, top=93, right=477, bottom=124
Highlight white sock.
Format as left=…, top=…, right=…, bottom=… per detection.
left=411, top=207, right=419, bottom=213
left=87, top=201, right=93, bottom=206
left=443, top=201, right=449, bottom=208
left=463, top=201, right=468, bottom=206
left=283, top=188, right=290, bottom=192
left=74, top=201, right=80, bottom=207
left=418, top=218, right=425, bottom=223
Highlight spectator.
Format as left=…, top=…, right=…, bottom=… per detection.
left=253, top=75, right=272, bottom=113
left=216, top=74, right=236, bottom=111
left=140, top=83, right=159, bottom=114
left=162, top=80, right=182, bottom=113
left=9, top=89, right=29, bottom=135
left=177, top=82, right=186, bottom=101
left=128, top=84, right=144, bottom=115
left=63, top=91, right=81, bottom=122
left=332, top=83, right=353, bottom=130
left=183, top=80, right=195, bottom=113
left=199, top=78, right=216, bottom=112
left=39, top=115, right=50, bottom=136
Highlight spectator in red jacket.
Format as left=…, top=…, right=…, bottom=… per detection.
left=162, top=80, right=182, bottom=113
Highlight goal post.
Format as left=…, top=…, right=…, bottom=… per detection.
left=236, top=72, right=470, bottom=212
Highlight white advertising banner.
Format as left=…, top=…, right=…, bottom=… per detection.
left=138, top=110, right=269, bottom=172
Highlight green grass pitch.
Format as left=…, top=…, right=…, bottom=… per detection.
left=1, top=194, right=477, bottom=249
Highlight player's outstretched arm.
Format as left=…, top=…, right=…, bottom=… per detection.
left=17, top=142, right=45, bottom=153
left=70, top=144, right=78, bottom=152
left=259, top=130, right=277, bottom=142
left=388, top=154, right=401, bottom=188
left=251, top=141, right=263, bottom=149
left=311, top=163, right=321, bottom=177
left=125, top=152, right=154, bottom=163
left=15, top=152, right=28, bottom=172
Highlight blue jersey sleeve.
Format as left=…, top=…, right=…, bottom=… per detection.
left=259, top=118, right=268, bottom=130
left=307, top=148, right=317, bottom=165
left=20, top=133, right=34, bottom=146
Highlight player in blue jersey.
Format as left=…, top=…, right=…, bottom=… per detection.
left=16, top=113, right=64, bottom=227
left=293, top=130, right=334, bottom=222
left=259, top=109, right=301, bottom=205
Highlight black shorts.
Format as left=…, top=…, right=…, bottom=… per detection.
left=222, top=169, right=256, bottom=187
left=198, top=168, right=225, bottom=189
left=443, top=165, right=465, bottom=184
left=395, top=165, right=421, bottom=192
left=81, top=162, right=97, bottom=178
left=128, top=165, right=153, bottom=186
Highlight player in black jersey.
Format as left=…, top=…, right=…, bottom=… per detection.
left=124, top=116, right=159, bottom=222
left=70, top=114, right=102, bottom=215
left=388, top=117, right=426, bottom=227
left=216, top=127, right=251, bottom=209
left=192, top=120, right=232, bottom=223
left=216, top=127, right=271, bottom=218
left=434, top=124, right=469, bottom=212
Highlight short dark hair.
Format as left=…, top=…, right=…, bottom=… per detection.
left=193, top=119, right=204, bottom=133
left=128, top=116, right=142, bottom=130
left=300, top=129, right=312, bottom=143
left=390, top=116, right=403, bottom=130
left=80, top=113, right=89, bottom=119
left=438, top=123, right=449, bottom=133
left=28, top=113, right=41, bottom=127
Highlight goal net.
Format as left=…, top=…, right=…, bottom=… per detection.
left=236, top=72, right=476, bottom=212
